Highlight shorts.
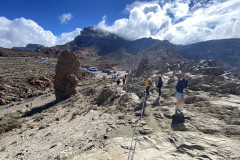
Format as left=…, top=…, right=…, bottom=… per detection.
left=176, top=92, right=185, bottom=100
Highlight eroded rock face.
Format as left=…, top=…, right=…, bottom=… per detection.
left=95, top=86, right=114, bottom=106
left=54, top=50, right=80, bottom=101
left=135, top=57, right=149, bottom=77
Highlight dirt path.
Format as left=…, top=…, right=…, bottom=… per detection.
left=0, top=80, right=103, bottom=118
left=0, top=93, right=55, bottom=117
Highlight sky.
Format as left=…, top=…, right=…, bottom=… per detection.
left=0, top=0, right=240, bottom=48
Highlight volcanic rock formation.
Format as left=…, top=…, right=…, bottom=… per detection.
left=54, top=50, right=80, bottom=101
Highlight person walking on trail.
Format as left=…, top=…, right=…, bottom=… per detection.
left=116, top=78, right=121, bottom=88
left=122, top=78, right=126, bottom=85
left=157, top=77, right=163, bottom=98
left=146, top=78, right=152, bottom=96
left=175, top=74, right=189, bottom=113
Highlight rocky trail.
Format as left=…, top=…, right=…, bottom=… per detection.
left=1, top=69, right=240, bottom=159
left=0, top=93, right=55, bottom=118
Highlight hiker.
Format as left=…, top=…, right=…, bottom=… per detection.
left=146, top=78, right=152, bottom=96
left=157, top=77, right=163, bottom=97
left=175, top=74, right=189, bottom=113
left=125, top=74, right=127, bottom=79
left=116, top=78, right=121, bottom=87
left=122, top=78, right=126, bottom=85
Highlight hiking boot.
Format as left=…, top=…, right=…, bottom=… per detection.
left=178, top=106, right=183, bottom=111
left=175, top=107, right=182, bottom=114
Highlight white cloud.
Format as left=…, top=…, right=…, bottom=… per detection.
left=57, top=28, right=82, bottom=45
left=59, top=13, right=73, bottom=24
left=97, top=0, right=240, bottom=44
left=0, top=17, right=80, bottom=48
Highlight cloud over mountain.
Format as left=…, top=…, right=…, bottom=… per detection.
left=0, top=0, right=239, bottom=48
left=0, top=17, right=80, bottom=48
left=97, top=0, right=240, bottom=44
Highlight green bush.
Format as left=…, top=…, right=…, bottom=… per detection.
left=0, top=117, right=21, bottom=133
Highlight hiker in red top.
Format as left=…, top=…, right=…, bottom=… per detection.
left=122, top=78, right=126, bottom=85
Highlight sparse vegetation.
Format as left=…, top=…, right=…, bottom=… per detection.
left=0, top=115, right=21, bottom=133
left=0, top=57, right=55, bottom=105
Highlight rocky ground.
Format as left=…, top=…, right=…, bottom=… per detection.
left=0, top=67, right=240, bottom=159
left=0, top=57, right=55, bottom=106
left=0, top=57, right=93, bottom=106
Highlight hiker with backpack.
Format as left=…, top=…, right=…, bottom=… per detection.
left=157, top=77, right=163, bottom=98
left=175, top=74, right=189, bottom=113
left=146, top=78, right=152, bottom=96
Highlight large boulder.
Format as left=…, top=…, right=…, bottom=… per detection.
left=197, top=67, right=224, bottom=76
left=95, top=86, right=114, bottom=106
left=54, top=50, right=80, bottom=101
left=185, top=96, right=207, bottom=104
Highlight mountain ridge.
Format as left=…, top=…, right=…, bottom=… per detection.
left=174, top=38, right=240, bottom=73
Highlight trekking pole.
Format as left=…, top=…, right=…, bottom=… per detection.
left=131, top=91, right=146, bottom=160
left=127, top=91, right=146, bottom=160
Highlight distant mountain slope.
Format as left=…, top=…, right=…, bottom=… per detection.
left=55, top=27, right=159, bottom=57
left=0, top=48, right=55, bottom=58
left=97, top=49, right=132, bottom=63
left=119, top=40, right=184, bottom=71
left=125, top=38, right=159, bottom=55
left=12, top=44, right=44, bottom=51
left=175, top=39, right=240, bottom=73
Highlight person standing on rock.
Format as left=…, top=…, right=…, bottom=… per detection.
left=175, top=74, right=189, bottom=113
left=116, top=78, right=121, bottom=88
left=146, top=78, right=152, bottom=96
left=157, top=77, right=163, bottom=98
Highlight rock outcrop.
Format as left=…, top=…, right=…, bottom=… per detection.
left=54, top=50, right=80, bottom=101
left=135, top=57, right=149, bottom=77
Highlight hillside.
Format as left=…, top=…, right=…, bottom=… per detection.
left=175, top=39, right=240, bottom=73
left=118, top=40, right=184, bottom=72
left=55, top=27, right=158, bottom=58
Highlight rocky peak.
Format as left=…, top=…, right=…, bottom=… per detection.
left=80, top=26, right=115, bottom=38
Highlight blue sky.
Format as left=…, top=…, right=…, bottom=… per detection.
left=0, top=0, right=240, bottom=48
left=0, top=0, right=130, bottom=35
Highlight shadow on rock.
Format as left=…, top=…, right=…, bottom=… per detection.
left=21, top=101, right=57, bottom=118
left=152, top=97, right=160, bottom=107
left=171, top=112, right=191, bottom=131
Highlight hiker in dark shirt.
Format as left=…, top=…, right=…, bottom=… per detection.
left=157, top=77, right=163, bottom=97
left=175, top=75, right=189, bottom=113
left=116, top=78, right=121, bottom=87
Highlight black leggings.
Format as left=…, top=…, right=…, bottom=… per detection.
left=158, top=87, right=162, bottom=96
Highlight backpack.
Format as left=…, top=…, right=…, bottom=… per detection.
left=149, top=79, right=152, bottom=86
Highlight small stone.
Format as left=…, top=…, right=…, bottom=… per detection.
left=103, top=134, right=108, bottom=139
left=50, top=144, right=57, bottom=149
left=139, top=128, right=153, bottom=135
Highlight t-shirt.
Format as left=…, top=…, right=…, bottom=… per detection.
left=176, top=78, right=188, bottom=93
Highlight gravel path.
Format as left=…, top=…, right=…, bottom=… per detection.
left=0, top=93, right=55, bottom=117
left=0, top=80, right=103, bottom=118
